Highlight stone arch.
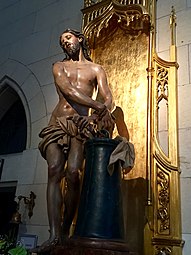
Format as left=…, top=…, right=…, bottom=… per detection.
left=0, top=59, right=47, bottom=149
left=0, top=75, right=31, bottom=149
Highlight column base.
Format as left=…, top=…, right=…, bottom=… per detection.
left=51, top=237, right=137, bottom=255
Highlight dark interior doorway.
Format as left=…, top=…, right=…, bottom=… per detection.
left=0, top=184, right=17, bottom=238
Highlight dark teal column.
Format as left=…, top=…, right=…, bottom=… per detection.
left=74, top=137, right=124, bottom=241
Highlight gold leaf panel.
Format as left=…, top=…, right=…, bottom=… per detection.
left=93, top=28, right=149, bottom=179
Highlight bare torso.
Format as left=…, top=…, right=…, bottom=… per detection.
left=49, top=60, right=98, bottom=125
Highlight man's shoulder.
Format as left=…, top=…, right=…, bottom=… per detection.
left=52, top=60, right=67, bottom=72
left=92, top=63, right=105, bottom=74
left=53, top=60, right=65, bottom=67
left=88, top=61, right=102, bottom=71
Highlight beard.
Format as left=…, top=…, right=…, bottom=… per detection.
left=65, top=41, right=80, bottom=58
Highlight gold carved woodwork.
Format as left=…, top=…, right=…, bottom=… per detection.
left=157, top=170, right=170, bottom=234
left=155, top=246, right=172, bottom=255
left=82, top=0, right=150, bottom=48
left=82, top=1, right=183, bottom=254
left=151, top=51, right=184, bottom=254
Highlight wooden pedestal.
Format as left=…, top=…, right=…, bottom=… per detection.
left=50, top=237, right=137, bottom=255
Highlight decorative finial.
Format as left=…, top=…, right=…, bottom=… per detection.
left=170, top=6, right=177, bottom=45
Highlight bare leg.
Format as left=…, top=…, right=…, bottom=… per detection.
left=46, top=143, right=67, bottom=241
left=31, top=143, right=66, bottom=253
left=62, top=138, right=84, bottom=239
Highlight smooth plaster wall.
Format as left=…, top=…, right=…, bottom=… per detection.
left=0, top=0, right=83, bottom=244
left=157, top=0, right=191, bottom=254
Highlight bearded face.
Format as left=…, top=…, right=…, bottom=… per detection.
left=65, top=40, right=80, bottom=57
left=60, top=32, right=81, bottom=58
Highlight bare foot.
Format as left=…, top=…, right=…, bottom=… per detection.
left=29, top=237, right=60, bottom=254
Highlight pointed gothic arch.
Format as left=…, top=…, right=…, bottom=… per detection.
left=0, top=76, right=31, bottom=153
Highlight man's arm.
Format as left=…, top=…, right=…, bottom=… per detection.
left=95, top=65, right=114, bottom=111
left=52, top=62, right=106, bottom=113
left=93, top=65, right=115, bottom=132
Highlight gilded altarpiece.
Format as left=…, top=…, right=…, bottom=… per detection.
left=81, top=1, right=183, bottom=255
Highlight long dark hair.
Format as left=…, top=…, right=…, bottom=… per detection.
left=59, top=28, right=92, bottom=61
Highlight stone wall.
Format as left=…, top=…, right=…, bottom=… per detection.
left=0, top=0, right=83, bottom=244
left=156, top=0, right=191, bottom=254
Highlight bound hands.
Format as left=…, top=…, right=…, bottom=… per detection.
left=95, top=106, right=115, bottom=132
left=72, top=104, right=115, bottom=134
left=72, top=114, right=97, bottom=132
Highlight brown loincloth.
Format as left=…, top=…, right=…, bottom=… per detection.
left=38, top=116, right=84, bottom=160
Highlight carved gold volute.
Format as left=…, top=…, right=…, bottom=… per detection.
left=82, top=0, right=150, bottom=47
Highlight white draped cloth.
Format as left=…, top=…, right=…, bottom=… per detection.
left=108, top=136, right=135, bottom=175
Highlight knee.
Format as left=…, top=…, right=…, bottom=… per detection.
left=48, top=162, right=63, bottom=182
left=66, top=168, right=80, bottom=185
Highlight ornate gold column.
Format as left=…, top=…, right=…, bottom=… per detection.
left=147, top=6, right=184, bottom=255
left=81, top=1, right=184, bottom=254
